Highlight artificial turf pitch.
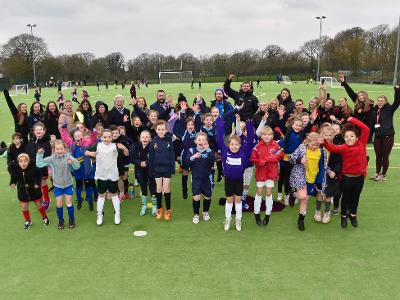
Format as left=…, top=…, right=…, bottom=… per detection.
left=0, top=82, right=399, bottom=299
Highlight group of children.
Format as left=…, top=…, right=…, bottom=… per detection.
left=6, top=82, right=372, bottom=232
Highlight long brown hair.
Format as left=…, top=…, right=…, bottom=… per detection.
left=16, top=103, right=27, bottom=125
left=355, top=91, right=371, bottom=113
left=339, top=97, right=353, bottom=118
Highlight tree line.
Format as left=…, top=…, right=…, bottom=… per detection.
left=0, top=24, right=399, bottom=85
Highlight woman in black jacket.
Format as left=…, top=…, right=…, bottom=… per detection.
left=369, top=86, right=400, bottom=181
left=43, top=101, right=61, bottom=139
left=91, top=101, right=109, bottom=128
left=3, top=89, right=30, bottom=142
left=74, top=99, right=93, bottom=130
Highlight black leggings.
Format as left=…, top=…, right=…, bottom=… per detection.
left=278, top=161, right=293, bottom=195
left=374, top=135, right=394, bottom=175
left=136, top=168, right=156, bottom=196
left=341, top=176, right=364, bottom=216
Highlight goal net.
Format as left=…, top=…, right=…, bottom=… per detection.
left=9, top=84, right=29, bottom=96
left=320, top=77, right=342, bottom=88
left=159, top=71, right=193, bottom=84
left=281, top=76, right=293, bottom=84
left=61, top=81, right=72, bottom=90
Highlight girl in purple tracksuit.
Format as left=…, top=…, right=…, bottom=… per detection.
left=215, top=116, right=255, bottom=232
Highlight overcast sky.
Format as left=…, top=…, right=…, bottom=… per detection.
left=0, top=0, right=399, bottom=59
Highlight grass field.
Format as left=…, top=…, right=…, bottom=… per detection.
left=0, top=81, right=399, bottom=299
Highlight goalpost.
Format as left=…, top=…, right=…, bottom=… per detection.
left=159, top=71, right=193, bottom=84
left=9, top=84, right=29, bottom=96
left=320, top=76, right=342, bottom=88
left=61, top=81, right=72, bottom=90
left=281, top=75, right=293, bottom=84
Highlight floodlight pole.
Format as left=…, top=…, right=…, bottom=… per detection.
left=27, top=24, right=37, bottom=86
left=316, top=16, right=326, bottom=82
left=393, top=16, right=400, bottom=85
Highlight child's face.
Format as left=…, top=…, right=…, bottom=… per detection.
left=102, top=132, right=112, bottom=144
left=259, top=103, right=268, bottom=112
left=308, top=141, right=320, bottom=150
left=48, top=102, right=56, bottom=112
left=195, top=135, right=207, bottom=149
left=33, top=103, right=41, bottom=113
left=149, top=112, right=158, bottom=124
left=156, top=125, right=167, bottom=138
left=261, top=132, right=273, bottom=143
left=187, top=121, right=194, bottom=132
left=140, top=132, right=151, bottom=145
left=301, top=115, right=310, bottom=127
left=34, top=125, right=45, bottom=139
left=339, top=98, right=347, bottom=107
left=76, top=123, right=84, bottom=132
left=133, top=117, right=142, bottom=128
left=18, top=157, right=29, bottom=170
left=112, top=130, right=120, bottom=140
left=54, top=144, right=66, bottom=156
left=20, top=104, right=27, bottom=114
left=96, top=125, right=104, bottom=137
left=211, top=108, right=219, bottom=120
left=74, top=131, right=83, bottom=142
left=322, top=129, right=333, bottom=142
left=292, top=121, right=303, bottom=132
left=204, top=116, right=213, bottom=128
left=13, top=136, right=22, bottom=146
left=270, top=101, right=277, bottom=110
left=344, top=130, right=358, bottom=146
left=119, top=128, right=126, bottom=136
left=332, top=124, right=340, bottom=135
left=228, top=140, right=240, bottom=153
left=325, top=100, right=333, bottom=109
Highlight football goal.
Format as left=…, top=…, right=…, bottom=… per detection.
left=159, top=71, right=193, bottom=84
left=281, top=76, right=293, bottom=84
left=9, top=84, right=29, bottom=96
left=61, top=81, right=72, bottom=90
left=320, top=77, right=342, bottom=88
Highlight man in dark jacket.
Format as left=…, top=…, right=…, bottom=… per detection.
left=108, top=95, right=133, bottom=136
left=223, top=74, right=259, bottom=121
left=150, top=90, right=173, bottom=121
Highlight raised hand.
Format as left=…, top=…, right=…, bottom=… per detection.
left=228, top=74, right=236, bottom=81
left=338, top=74, right=346, bottom=83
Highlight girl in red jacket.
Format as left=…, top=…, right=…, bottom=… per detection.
left=322, top=117, right=369, bottom=228
left=251, top=126, right=284, bottom=226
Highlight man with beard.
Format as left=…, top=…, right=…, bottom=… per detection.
left=150, top=90, right=173, bottom=121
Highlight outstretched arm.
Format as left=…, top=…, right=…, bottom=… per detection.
left=223, top=75, right=240, bottom=100
left=339, top=75, right=358, bottom=102
left=392, top=86, right=400, bottom=113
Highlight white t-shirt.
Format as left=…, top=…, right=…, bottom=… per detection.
left=95, top=142, right=119, bottom=181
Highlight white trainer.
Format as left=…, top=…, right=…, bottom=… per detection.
left=193, top=214, right=200, bottom=224
left=202, top=212, right=210, bottom=221
left=314, top=210, right=322, bottom=222
left=224, top=218, right=231, bottom=231
left=277, top=193, right=283, bottom=202
left=284, top=195, right=289, bottom=206
left=96, top=213, right=103, bottom=226
left=322, top=212, right=331, bottom=224
left=114, top=213, right=121, bottom=225
left=235, top=218, right=242, bottom=231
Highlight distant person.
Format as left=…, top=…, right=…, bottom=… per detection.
left=57, top=81, right=62, bottom=92
left=114, top=80, right=118, bottom=89
left=256, top=77, right=261, bottom=88
left=130, top=81, right=137, bottom=99
left=121, top=81, right=125, bottom=90
left=34, top=88, right=41, bottom=102
left=105, top=80, right=108, bottom=89
left=96, top=80, right=100, bottom=91
left=191, top=80, right=194, bottom=89
left=198, top=80, right=202, bottom=89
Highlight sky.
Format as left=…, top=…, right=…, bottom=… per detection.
left=0, top=0, right=399, bottom=59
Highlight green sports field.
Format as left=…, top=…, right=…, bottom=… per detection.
left=0, top=82, right=399, bottom=299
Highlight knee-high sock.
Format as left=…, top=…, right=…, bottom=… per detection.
left=111, top=195, right=120, bottom=215
left=193, top=200, right=200, bottom=215
left=124, top=179, right=129, bottom=193
left=254, top=194, right=262, bottom=214
left=265, top=195, right=273, bottom=215
left=225, top=202, right=233, bottom=219
left=203, top=199, right=211, bottom=212
left=164, top=193, right=171, bottom=210
left=235, top=203, right=242, bottom=220
left=97, top=196, right=105, bottom=214
left=156, top=193, right=162, bottom=209
left=182, top=175, right=188, bottom=192
left=325, top=202, right=331, bottom=212
left=66, top=204, right=75, bottom=221
left=316, top=200, right=322, bottom=211
left=56, top=206, right=64, bottom=221
left=42, top=184, right=50, bottom=201
left=22, top=210, right=30, bottom=222
left=35, top=199, right=47, bottom=218
left=242, top=189, right=248, bottom=202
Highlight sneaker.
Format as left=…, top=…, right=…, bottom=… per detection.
left=349, top=215, right=358, bottom=227
left=235, top=218, right=242, bottom=231
left=224, top=218, right=231, bottom=231
left=23, top=221, right=32, bottom=230
left=341, top=215, right=348, bottom=228
left=114, top=213, right=121, bottom=225
left=193, top=214, right=200, bottom=224
left=332, top=208, right=339, bottom=216
left=140, top=204, right=147, bottom=216
left=277, top=193, right=283, bottom=202
left=134, top=179, right=139, bottom=187
left=297, top=219, right=305, bottom=231
left=314, top=210, right=322, bottom=222
left=68, top=219, right=76, bottom=229
left=43, top=218, right=50, bottom=226
left=377, top=175, right=387, bottom=181
left=370, top=173, right=380, bottom=180
left=182, top=190, right=188, bottom=200
left=254, top=213, right=262, bottom=226
left=164, top=209, right=171, bottom=221
left=156, top=208, right=163, bottom=220
left=58, top=219, right=65, bottom=230
left=88, top=201, right=94, bottom=211
left=202, top=212, right=210, bottom=221
left=77, top=201, right=82, bottom=210
left=322, top=212, right=331, bottom=224
left=284, top=195, right=289, bottom=206
left=96, top=213, right=103, bottom=226
left=263, top=214, right=270, bottom=226
left=151, top=197, right=157, bottom=216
